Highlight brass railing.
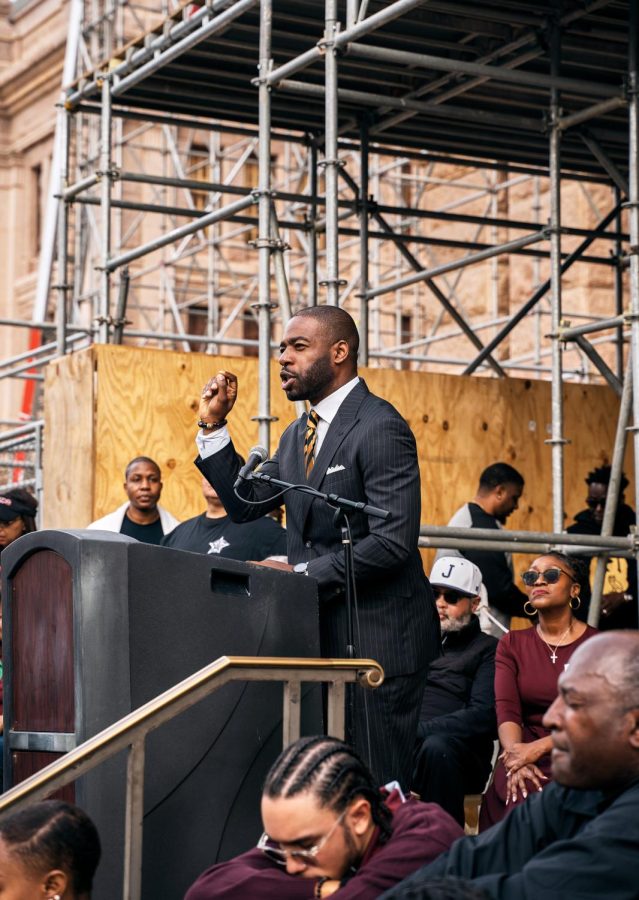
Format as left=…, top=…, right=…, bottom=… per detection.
left=0, top=655, right=384, bottom=900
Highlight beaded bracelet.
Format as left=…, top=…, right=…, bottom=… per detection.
left=314, top=876, right=330, bottom=898
left=197, top=419, right=228, bottom=430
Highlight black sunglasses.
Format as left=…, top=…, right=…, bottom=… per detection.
left=586, top=497, right=606, bottom=509
left=521, top=567, right=572, bottom=587
left=434, top=589, right=469, bottom=604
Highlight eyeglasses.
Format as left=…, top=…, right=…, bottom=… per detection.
left=586, top=497, right=606, bottom=509
left=434, top=589, right=469, bottom=605
left=521, top=568, right=572, bottom=587
left=257, top=809, right=347, bottom=866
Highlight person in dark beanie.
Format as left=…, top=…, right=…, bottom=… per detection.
left=567, top=465, right=637, bottom=628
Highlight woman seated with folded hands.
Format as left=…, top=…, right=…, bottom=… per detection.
left=479, top=552, right=597, bottom=830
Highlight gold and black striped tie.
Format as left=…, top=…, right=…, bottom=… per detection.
left=304, top=410, right=320, bottom=477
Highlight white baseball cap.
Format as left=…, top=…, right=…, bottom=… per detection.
left=429, top=556, right=483, bottom=598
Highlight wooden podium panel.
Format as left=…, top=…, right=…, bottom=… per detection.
left=12, top=551, right=74, bottom=732
left=2, top=530, right=321, bottom=900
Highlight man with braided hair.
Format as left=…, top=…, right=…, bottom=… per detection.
left=184, top=736, right=463, bottom=899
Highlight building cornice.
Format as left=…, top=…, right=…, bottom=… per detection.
left=0, top=37, right=65, bottom=117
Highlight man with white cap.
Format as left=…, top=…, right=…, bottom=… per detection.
left=412, top=557, right=498, bottom=826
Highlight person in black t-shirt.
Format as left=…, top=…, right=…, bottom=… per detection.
left=161, top=476, right=287, bottom=561
left=436, top=462, right=526, bottom=636
left=87, top=456, right=179, bottom=545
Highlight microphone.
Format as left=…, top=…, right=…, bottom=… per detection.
left=233, top=445, right=268, bottom=489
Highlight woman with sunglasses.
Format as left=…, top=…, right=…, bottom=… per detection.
left=185, top=735, right=462, bottom=899
left=478, top=552, right=597, bottom=831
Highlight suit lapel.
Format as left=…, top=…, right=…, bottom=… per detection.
left=308, top=381, right=368, bottom=489
left=297, top=378, right=369, bottom=532
left=287, top=381, right=370, bottom=528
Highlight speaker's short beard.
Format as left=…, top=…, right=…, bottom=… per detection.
left=284, top=356, right=334, bottom=403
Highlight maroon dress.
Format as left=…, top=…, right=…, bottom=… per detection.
left=478, top=624, right=598, bottom=831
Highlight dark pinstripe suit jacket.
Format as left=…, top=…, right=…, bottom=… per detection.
left=196, top=379, right=439, bottom=677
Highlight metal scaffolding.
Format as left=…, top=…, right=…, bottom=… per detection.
left=2, top=0, right=638, bottom=622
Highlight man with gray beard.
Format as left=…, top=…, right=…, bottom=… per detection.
left=412, top=558, right=498, bottom=826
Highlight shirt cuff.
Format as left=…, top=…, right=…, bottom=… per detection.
left=196, top=425, right=231, bottom=459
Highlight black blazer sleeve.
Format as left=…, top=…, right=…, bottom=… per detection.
left=307, top=412, right=422, bottom=589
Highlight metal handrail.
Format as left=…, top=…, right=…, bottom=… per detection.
left=419, top=523, right=637, bottom=557
left=0, top=655, right=383, bottom=900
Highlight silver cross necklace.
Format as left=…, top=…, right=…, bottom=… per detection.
left=537, top=623, right=573, bottom=664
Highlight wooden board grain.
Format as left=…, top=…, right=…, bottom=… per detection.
left=44, top=346, right=634, bottom=578
left=91, top=345, right=299, bottom=523
left=43, top=349, right=95, bottom=529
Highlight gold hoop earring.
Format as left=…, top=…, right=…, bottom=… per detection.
left=524, top=600, right=537, bottom=616
left=570, top=595, right=581, bottom=611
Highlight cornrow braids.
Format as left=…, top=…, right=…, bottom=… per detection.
left=0, top=800, right=101, bottom=894
left=263, top=736, right=393, bottom=843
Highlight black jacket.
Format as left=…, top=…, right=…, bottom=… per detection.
left=446, top=503, right=527, bottom=617
left=197, top=379, right=439, bottom=678
left=567, top=503, right=637, bottom=627
left=418, top=616, right=497, bottom=762
left=381, top=778, right=639, bottom=899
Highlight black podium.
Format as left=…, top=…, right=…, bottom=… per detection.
left=1, top=530, right=321, bottom=899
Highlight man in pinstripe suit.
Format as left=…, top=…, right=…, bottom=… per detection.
left=195, top=306, right=439, bottom=787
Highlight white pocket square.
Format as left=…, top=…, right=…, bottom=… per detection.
left=326, top=464, right=346, bottom=475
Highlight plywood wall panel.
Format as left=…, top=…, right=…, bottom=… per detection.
left=43, top=349, right=95, bottom=529
left=355, top=370, right=633, bottom=576
left=91, top=345, right=299, bottom=523
left=44, top=346, right=634, bottom=575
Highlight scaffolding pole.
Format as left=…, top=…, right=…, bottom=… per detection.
left=615, top=189, right=625, bottom=381
left=359, top=119, right=370, bottom=364
left=338, top=166, right=508, bottom=377
left=55, top=107, right=71, bottom=357
left=33, top=0, right=83, bottom=325
left=628, top=0, right=639, bottom=627
left=105, top=195, right=257, bottom=271
left=308, top=136, right=319, bottom=307
left=364, top=230, right=549, bottom=300
left=588, top=359, right=633, bottom=625
left=256, top=0, right=274, bottom=451
left=548, top=9, right=565, bottom=534
left=463, top=203, right=622, bottom=374
left=97, top=75, right=113, bottom=343
left=322, top=0, right=341, bottom=306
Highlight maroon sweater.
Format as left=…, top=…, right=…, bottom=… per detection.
left=184, top=790, right=463, bottom=900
